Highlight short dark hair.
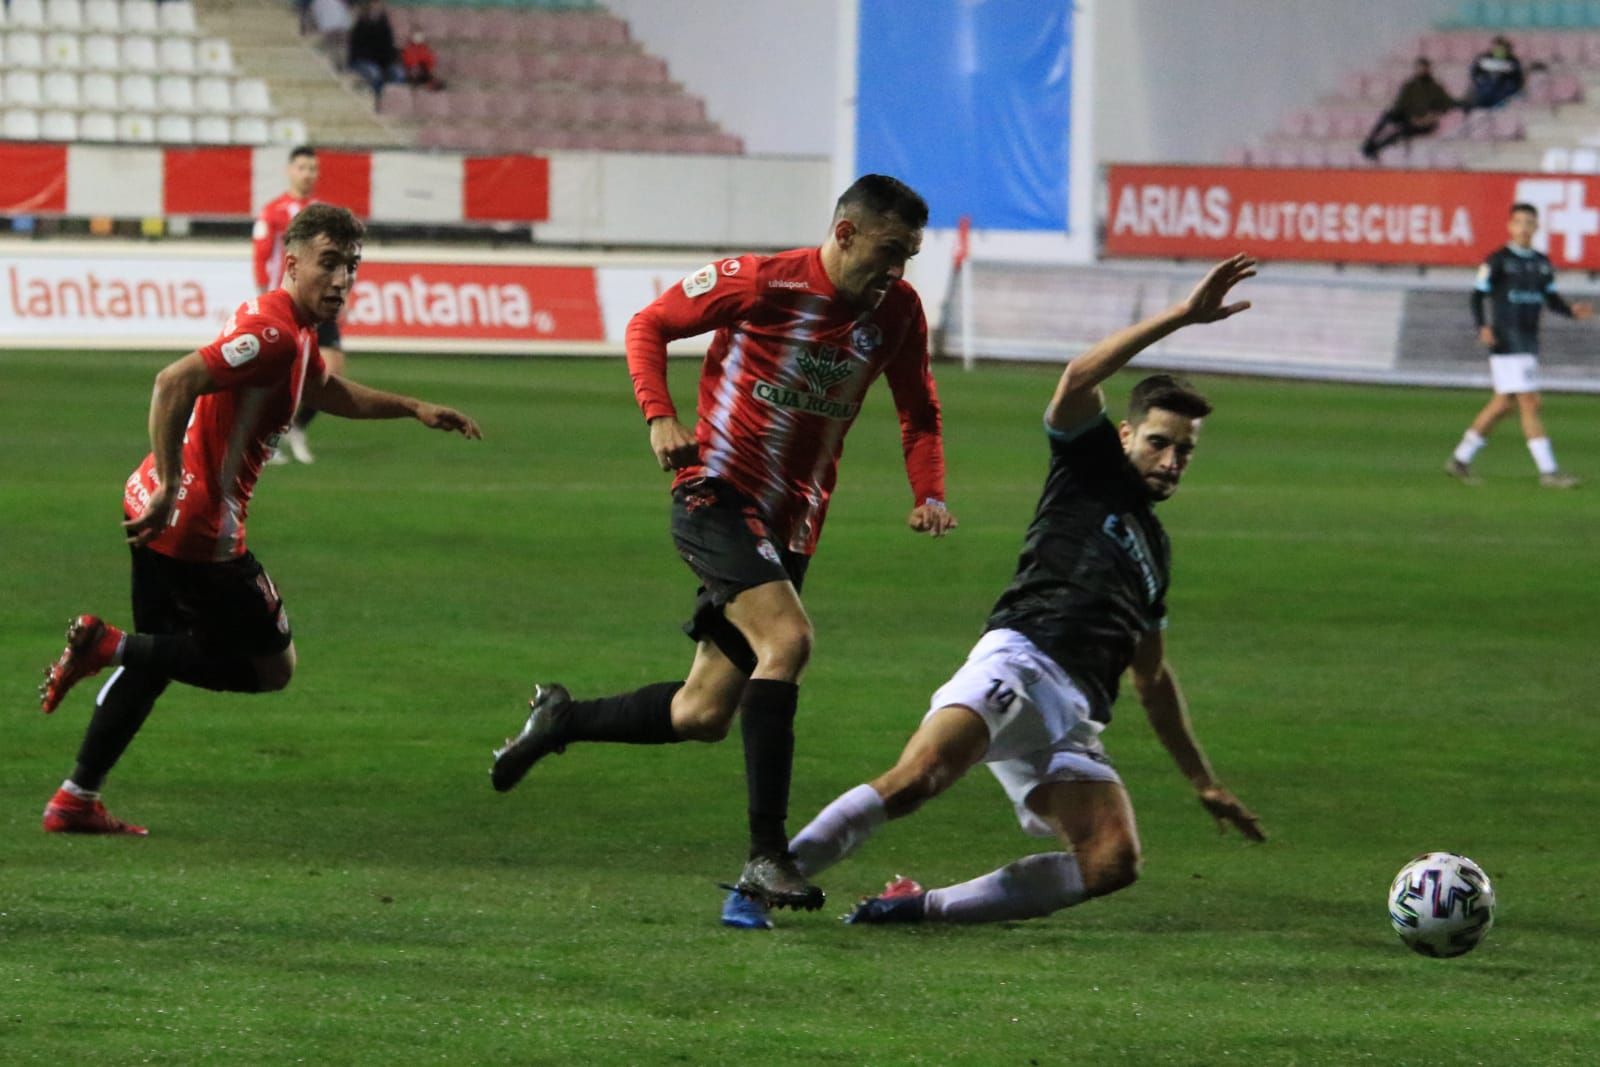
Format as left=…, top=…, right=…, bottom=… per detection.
left=289, top=145, right=316, bottom=162
left=284, top=203, right=364, bottom=251
left=1128, top=374, right=1212, bottom=424
left=1511, top=202, right=1538, bottom=217
left=834, top=174, right=929, bottom=229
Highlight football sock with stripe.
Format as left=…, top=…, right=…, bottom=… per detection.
left=563, top=682, right=683, bottom=744
left=740, top=678, right=799, bottom=858
left=70, top=666, right=171, bottom=792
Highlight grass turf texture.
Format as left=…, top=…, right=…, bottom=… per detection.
left=2, top=350, right=1597, bottom=1065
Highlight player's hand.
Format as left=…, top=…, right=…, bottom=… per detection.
left=1572, top=301, right=1593, bottom=320
left=1177, top=254, right=1256, bottom=325
left=648, top=416, right=698, bottom=471
left=122, top=485, right=176, bottom=548
left=1198, top=784, right=1266, bottom=842
left=1478, top=325, right=1496, bottom=347
left=416, top=404, right=482, bottom=439
left=907, top=502, right=958, bottom=537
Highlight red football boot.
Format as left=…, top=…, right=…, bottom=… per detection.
left=39, top=615, right=124, bottom=714
left=41, top=789, right=149, bottom=836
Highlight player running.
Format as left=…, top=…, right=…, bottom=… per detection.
left=1446, top=201, right=1591, bottom=489
left=724, top=254, right=1265, bottom=930
left=254, top=145, right=342, bottom=465
left=37, top=204, right=481, bottom=836
left=489, top=175, right=956, bottom=911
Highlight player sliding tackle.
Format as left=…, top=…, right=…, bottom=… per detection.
left=724, top=254, right=1266, bottom=929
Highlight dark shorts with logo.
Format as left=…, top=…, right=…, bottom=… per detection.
left=130, top=544, right=293, bottom=657
left=316, top=320, right=342, bottom=349
left=670, top=477, right=810, bottom=674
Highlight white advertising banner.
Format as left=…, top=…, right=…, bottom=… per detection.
left=0, top=251, right=250, bottom=344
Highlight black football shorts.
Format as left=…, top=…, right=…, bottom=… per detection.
left=130, top=544, right=293, bottom=657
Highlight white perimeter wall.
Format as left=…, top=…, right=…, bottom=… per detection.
left=1093, top=0, right=1461, bottom=164
left=604, top=0, right=840, bottom=158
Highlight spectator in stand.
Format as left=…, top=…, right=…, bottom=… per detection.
left=1463, top=36, right=1525, bottom=111
left=401, top=30, right=445, bottom=92
left=348, top=0, right=405, bottom=105
left=311, top=0, right=354, bottom=67
left=1360, top=58, right=1459, bottom=161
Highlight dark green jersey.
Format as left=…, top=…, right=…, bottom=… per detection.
left=985, top=417, right=1170, bottom=723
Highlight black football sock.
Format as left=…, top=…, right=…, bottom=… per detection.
left=70, top=666, right=171, bottom=792
left=740, top=678, right=799, bottom=859
left=294, top=407, right=317, bottom=429
left=563, top=681, right=684, bottom=744
left=120, top=633, right=263, bottom=693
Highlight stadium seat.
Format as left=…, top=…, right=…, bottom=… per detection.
left=234, top=77, right=271, bottom=114
left=44, top=31, right=81, bottom=69
left=80, top=71, right=117, bottom=110
left=483, top=51, right=521, bottom=83
left=41, top=70, right=78, bottom=108
left=4, top=71, right=44, bottom=108
left=231, top=115, right=270, bottom=144
left=44, top=0, right=81, bottom=30
left=121, top=35, right=158, bottom=73
left=159, top=37, right=197, bottom=75
left=379, top=86, right=416, bottom=118
left=6, top=0, right=48, bottom=30
left=121, top=0, right=158, bottom=35
left=82, top=0, right=118, bottom=32
left=158, top=0, right=197, bottom=36
left=193, top=114, right=231, bottom=144
left=156, top=113, right=194, bottom=143
left=6, top=31, right=46, bottom=68
left=118, top=73, right=157, bottom=112
left=82, top=34, right=118, bottom=71
left=157, top=74, right=196, bottom=113
left=194, top=76, right=231, bottom=113
left=40, top=108, right=76, bottom=139
left=269, top=116, right=308, bottom=144
left=196, top=38, right=233, bottom=74
left=116, top=112, right=156, bottom=142
left=3, top=108, right=43, bottom=139
left=415, top=90, right=452, bottom=121
left=78, top=110, right=116, bottom=140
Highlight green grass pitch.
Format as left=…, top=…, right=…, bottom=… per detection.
left=2, top=349, right=1597, bottom=1064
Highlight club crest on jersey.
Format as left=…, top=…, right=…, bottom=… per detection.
left=683, top=264, right=718, bottom=298
left=221, top=333, right=261, bottom=367
left=851, top=322, right=882, bottom=353
left=755, top=538, right=781, bottom=565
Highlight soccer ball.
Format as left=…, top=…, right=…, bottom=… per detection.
left=1388, top=851, right=1495, bottom=958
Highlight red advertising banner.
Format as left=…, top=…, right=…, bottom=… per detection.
left=341, top=261, right=603, bottom=342
left=1105, top=165, right=1600, bottom=269
left=0, top=144, right=68, bottom=214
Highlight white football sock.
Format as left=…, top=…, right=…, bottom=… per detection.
left=1527, top=436, right=1558, bottom=474
left=923, top=852, right=1087, bottom=923
left=61, top=779, right=100, bottom=801
left=1453, top=429, right=1487, bottom=465
left=789, top=784, right=886, bottom=877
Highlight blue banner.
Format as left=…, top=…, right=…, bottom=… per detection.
left=855, top=0, right=1073, bottom=231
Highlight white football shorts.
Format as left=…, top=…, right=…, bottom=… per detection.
left=925, top=628, right=1122, bottom=838
left=1489, top=354, right=1539, bottom=395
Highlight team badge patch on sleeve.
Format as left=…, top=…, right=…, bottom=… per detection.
left=683, top=264, right=718, bottom=298
left=221, top=333, right=261, bottom=367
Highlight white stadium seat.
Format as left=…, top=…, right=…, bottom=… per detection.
left=44, top=0, right=82, bottom=31
left=41, top=70, right=79, bottom=108
left=40, top=108, right=77, bottom=140
left=121, top=0, right=158, bottom=35
left=6, top=31, right=46, bottom=68
left=196, top=37, right=233, bottom=75
left=159, top=1, right=197, bottom=36
left=80, top=71, right=117, bottom=110
left=157, top=74, right=196, bottom=112
left=79, top=110, right=116, bottom=140
left=270, top=117, right=308, bottom=145
left=195, top=76, right=231, bottom=113
left=121, top=35, right=158, bottom=72
left=4, top=108, right=43, bottom=139
left=43, top=31, right=81, bottom=69
left=156, top=113, right=194, bottom=144
left=233, top=77, right=271, bottom=114
left=119, top=73, right=157, bottom=112
left=194, top=114, right=231, bottom=144
left=4, top=71, right=44, bottom=108
left=82, top=34, right=117, bottom=71
left=117, top=112, right=156, bottom=142
left=7, top=0, right=47, bottom=30
left=231, top=115, right=269, bottom=145
left=83, top=0, right=119, bottom=32
left=159, top=37, right=196, bottom=75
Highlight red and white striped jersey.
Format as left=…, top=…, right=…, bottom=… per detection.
left=251, top=192, right=315, bottom=292
left=124, top=290, right=326, bottom=562
left=627, top=247, right=945, bottom=556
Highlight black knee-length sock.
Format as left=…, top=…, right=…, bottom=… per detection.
left=740, top=678, right=798, bottom=858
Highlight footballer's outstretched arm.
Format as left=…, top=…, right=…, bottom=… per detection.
left=308, top=374, right=482, bottom=438
left=124, top=352, right=220, bottom=546
left=1045, top=254, right=1256, bottom=431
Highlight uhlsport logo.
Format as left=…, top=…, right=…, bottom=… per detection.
left=754, top=344, right=860, bottom=420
